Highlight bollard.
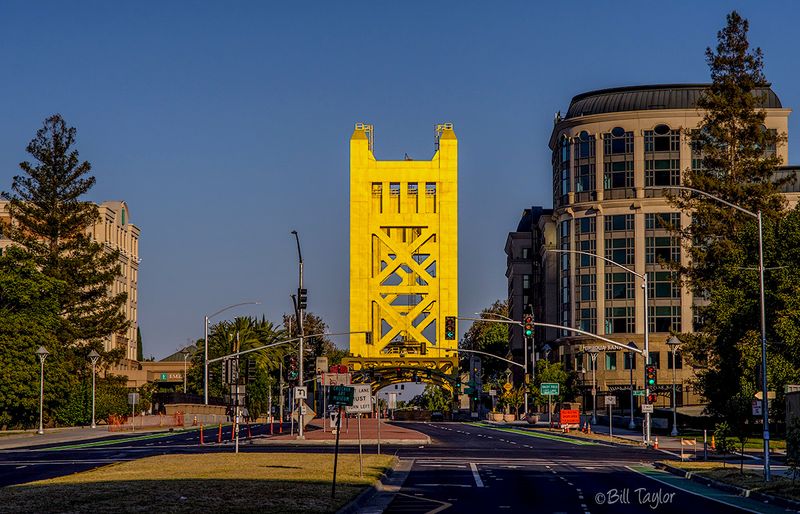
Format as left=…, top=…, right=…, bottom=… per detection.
left=587, top=423, right=591, bottom=434
left=199, top=424, right=204, bottom=445
left=218, top=423, right=223, bottom=443
left=270, top=417, right=274, bottom=435
left=231, top=422, right=236, bottom=441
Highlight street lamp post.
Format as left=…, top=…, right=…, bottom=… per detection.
left=88, top=350, right=100, bottom=429
left=36, top=346, right=49, bottom=435
left=291, top=230, right=305, bottom=440
left=653, top=185, right=771, bottom=480
left=586, top=347, right=599, bottom=424
left=666, top=335, right=681, bottom=437
left=204, top=301, right=261, bottom=405
left=181, top=348, right=190, bottom=393
left=547, top=248, right=652, bottom=445
left=628, top=342, right=638, bottom=429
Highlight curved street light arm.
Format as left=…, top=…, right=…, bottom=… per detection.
left=532, top=321, right=644, bottom=356
left=208, top=301, right=262, bottom=320
left=477, top=311, right=514, bottom=323
left=444, top=348, right=524, bottom=370
left=546, top=248, right=644, bottom=280
left=646, top=185, right=757, bottom=218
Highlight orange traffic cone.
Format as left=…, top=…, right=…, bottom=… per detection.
left=199, top=424, right=204, bottom=445
left=587, top=423, right=591, bottom=434
left=711, top=434, right=716, bottom=451
left=654, top=437, right=659, bottom=449
left=193, top=415, right=198, bottom=426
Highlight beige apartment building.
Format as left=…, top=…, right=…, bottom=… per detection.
left=0, top=200, right=140, bottom=370
left=509, top=84, right=799, bottom=413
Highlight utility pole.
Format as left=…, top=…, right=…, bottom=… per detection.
left=291, top=230, right=306, bottom=440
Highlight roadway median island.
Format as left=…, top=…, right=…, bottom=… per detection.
left=256, top=417, right=431, bottom=445
left=0, top=452, right=396, bottom=513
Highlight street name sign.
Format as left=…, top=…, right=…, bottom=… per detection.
left=633, top=389, right=645, bottom=397
left=330, top=385, right=355, bottom=406
left=541, top=383, right=559, bottom=396
left=345, top=384, right=373, bottom=414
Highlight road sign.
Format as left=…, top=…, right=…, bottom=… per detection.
left=641, top=404, right=654, bottom=413
left=560, top=409, right=580, bottom=425
left=633, top=389, right=645, bottom=397
left=346, top=384, right=373, bottom=414
left=315, top=357, right=328, bottom=374
left=323, top=372, right=352, bottom=386
left=503, top=382, right=513, bottom=392
left=541, top=383, right=559, bottom=396
left=330, top=385, right=355, bottom=406
left=294, top=386, right=308, bottom=400
left=127, top=392, right=139, bottom=405
left=489, top=390, right=497, bottom=397
left=388, top=392, right=397, bottom=409
left=752, top=399, right=763, bottom=416
left=605, top=396, right=617, bottom=406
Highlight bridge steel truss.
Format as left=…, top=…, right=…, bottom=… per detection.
left=345, top=123, right=459, bottom=387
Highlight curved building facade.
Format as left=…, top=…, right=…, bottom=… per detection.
left=547, top=84, right=794, bottom=408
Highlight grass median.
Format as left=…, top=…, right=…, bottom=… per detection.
left=663, top=461, right=800, bottom=501
left=0, top=452, right=396, bottom=513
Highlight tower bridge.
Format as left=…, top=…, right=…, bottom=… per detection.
left=344, top=123, right=459, bottom=392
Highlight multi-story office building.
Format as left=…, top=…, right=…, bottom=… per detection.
left=510, top=84, right=798, bottom=411
left=0, top=200, right=140, bottom=370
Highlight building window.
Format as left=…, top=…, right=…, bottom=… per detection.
left=606, top=237, right=634, bottom=265
left=576, top=163, right=595, bottom=193
left=605, top=214, right=634, bottom=232
left=579, top=274, right=596, bottom=301
left=648, top=351, right=661, bottom=369
left=646, top=236, right=680, bottom=264
left=649, top=305, right=681, bottom=333
left=667, top=351, right=683, bottom=369
left=645, top=213, right=681, bottom=230
left=648, top=271, right=680, bottom=298
left=644, top=125, right=680, bottom=152
left=577, top=308, right=596, bottom=333
left=577, top=239, right=595, bottom=266
left=605, top=307, right=634, bottom=334
left=522, top=274, right=531, bottom=290
left=624, top=352, right=637, bottom=370
left=606, top=272, right=633, bottom=300
left=605, top=352, right=618, bottom=371
left=645, top=159, right=680, bottom=187
left=604, top=127, right=634, bottom=155
left=521, top=247, right=530, bottom=259
left=576, top=217, right=596, bottom=235
left=575, top=130, right=595, bottom=158
left=603, top=160, right=634, bottom=189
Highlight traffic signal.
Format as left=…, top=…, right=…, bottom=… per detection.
left=445, top=316, right=456, bottom=340
left=524, top=314, right=534, bottom=338
left=455, top=376, right=462, bottom=391
left=287, top=355, right=299, bottom=381
left=647, top=393, right=657, bottom=404
left=246, top=358, right=257, bottom=384
left=645, top=364, right=657, bottom=387
left=472, top=389, right=480, bottom=402
left=297, top=288, right=308, bottom=310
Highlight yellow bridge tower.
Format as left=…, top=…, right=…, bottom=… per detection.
left=345, top=123, right=458, bottom=390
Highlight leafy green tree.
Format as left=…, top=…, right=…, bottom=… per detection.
left=409, top=385, right=452, bottom=413
left=0, top=247, right=65, bottom=428
left=786, top=417, right=800, bottom=481
left=1, top=114, right=128, bottom=353
left=532, top=359, right=577, bottom=409
left=136, top=327, right=144, bottom=362
left=461, top=300, right=509, bottom=380
left=714, top=421, right=734, bottom=466
left=668, top=12, right=791, bottom=418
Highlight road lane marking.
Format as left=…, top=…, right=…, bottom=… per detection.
left=465, top=423, right=597, bottom=446
left=469, top=462, right=484, bottom=487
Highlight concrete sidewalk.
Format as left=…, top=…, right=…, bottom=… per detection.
left=254, top=417, right=430, bottom=446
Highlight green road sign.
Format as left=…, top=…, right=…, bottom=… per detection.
left=330, top=385, right=355, bottom=406
left=633, top=389, right=645, bottom=397
left=541, top=383, right=559, bottom=396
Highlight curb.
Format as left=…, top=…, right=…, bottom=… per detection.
left=655, top=462, right=800, bottom=510
left=337, top=458, right=412, bottom=514
left=252, top=437, right=430, bottom=446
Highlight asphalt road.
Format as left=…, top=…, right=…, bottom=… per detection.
left=382, top=422, right=789, bottom=514
left=0, top=421, right=791, bottom=514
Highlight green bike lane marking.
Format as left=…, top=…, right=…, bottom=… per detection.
left=464, top=422, right=598, bottom=446
left=627, top=464, right=786, bottom=514
left=40, top=426, right=207, bottom=451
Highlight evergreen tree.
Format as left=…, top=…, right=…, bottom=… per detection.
left=671, top=12, right=790, bottom=416
left=1, top=114, right=128, bottom=351
left=137, top=327, right=144, bottom=362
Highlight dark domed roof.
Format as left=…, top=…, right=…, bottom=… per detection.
left=564, top=84, right=782, bottom=120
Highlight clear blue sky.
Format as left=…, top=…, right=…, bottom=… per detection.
left=2, top=2, right=799, bottom=359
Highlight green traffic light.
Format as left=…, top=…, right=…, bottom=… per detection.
left=525, top=329, right=533, bottom=336
left=648, top=379, right=655, bottom=385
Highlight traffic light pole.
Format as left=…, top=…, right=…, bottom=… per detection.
left=291, top=230, right=305, bottom=440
